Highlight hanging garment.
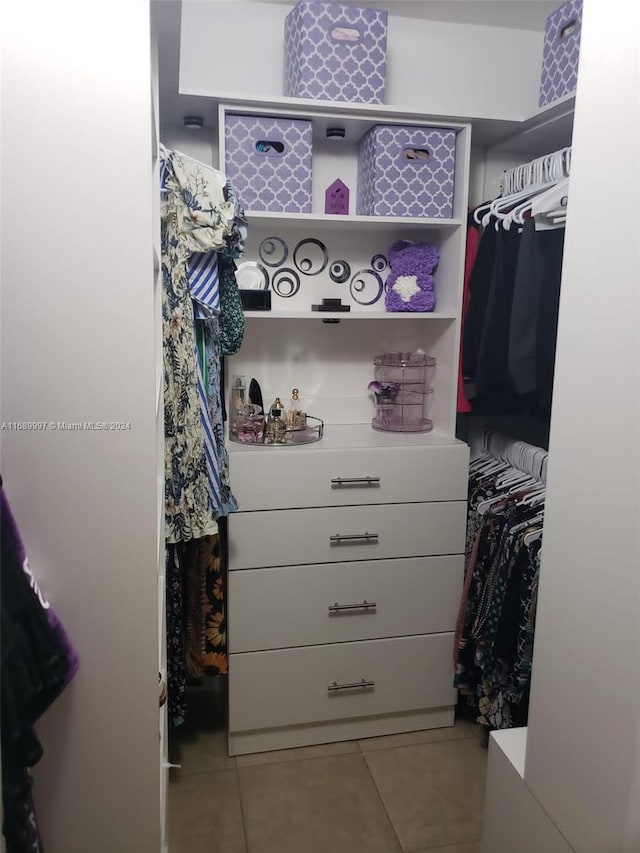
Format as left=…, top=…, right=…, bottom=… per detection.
left=462, top=221, right=499, bottom=382
left=202, top=523, right=228, bottom=676
left=535, top=227, right=565, bottom=410
left=183, top=539, right=207, bottom=684
left=457, top=215, right=480, bottom=413
left=508, top=219, right=543, bottom=395
left=180, top=531, right=228, bottom=686
left=454, top=456, right=543, bottom=730
left=1, top=488, right=78, bottom=853
left=508, top=222, right=565, bottom=405
left=204, top=316, right=237, bottom=517
left=218, top=256, right=245, bottom=356
left=161, top=150, right=235, bottom=543
left=166, top=545, right=186, bottom=727
left=223, top=180, right=248, bottom=260
left=474, top=226, right=522, bottom=396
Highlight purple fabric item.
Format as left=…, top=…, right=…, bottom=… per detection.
left=384, top=239, right=439, bottom=313
left=284, top=1, right=387, bottom=104
left=357, top=125, right=456, bottom=218
left=539, top=0, right=583, bottom=107
left=1, top=489, right=79, bottom=687
left=225, top=114, right=312, bottom=213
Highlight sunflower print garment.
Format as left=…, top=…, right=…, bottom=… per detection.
left=161, top=149, right=235, bottom=543
left=179, top=533, right=228, bottom=681
left=202, top=530, right=228, bottom=676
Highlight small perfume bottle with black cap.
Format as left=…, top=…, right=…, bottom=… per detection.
left=265, top=398, right=287, bottom=444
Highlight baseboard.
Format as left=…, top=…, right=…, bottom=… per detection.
left=229, top=706, right=455, bottom=756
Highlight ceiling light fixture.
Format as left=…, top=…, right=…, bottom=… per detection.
left=183, top=115, right=204, bottom=131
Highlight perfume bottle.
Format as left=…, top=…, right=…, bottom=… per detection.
left=265, top=398, right=287, bottom=444
left=287, top=388, right=305, bottom=429
left=230, top=376, right=247, bottom=438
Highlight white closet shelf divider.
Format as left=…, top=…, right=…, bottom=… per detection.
left=245, top=212, right=464, bottom=232
left=242, top=310, right=457, bottom=320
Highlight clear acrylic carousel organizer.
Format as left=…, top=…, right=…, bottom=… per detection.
left=371, top=352, right=436, bottom=433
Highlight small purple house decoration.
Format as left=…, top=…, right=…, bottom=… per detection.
left=325, top=179, right=350, bottom=215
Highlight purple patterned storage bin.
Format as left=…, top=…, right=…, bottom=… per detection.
left=539, top=0, right=583, bottom=107
left=356, top=125, right=457, bottom=218
left=224, top=114, right=312, bottom=213
left=284, top=1, right=387, bottom=104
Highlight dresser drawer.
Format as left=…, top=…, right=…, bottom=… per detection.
left=230, top=443, right=469, bottom=510
left=229, top=501, right=466, bottom=570
left=229, top=633, right=456, bottom=733
left=229, top=555, right=463, bottom=652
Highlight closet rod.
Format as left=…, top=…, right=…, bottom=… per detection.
left=481, top=431, right=548, bottom=483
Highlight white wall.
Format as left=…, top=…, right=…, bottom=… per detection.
left=179, top=0, right=543, bottom=119
left=522, top=1, right=640, bottom=850
left=1, top=2, right=160, bottom=851
left=161, top=122, right=217, bottom=166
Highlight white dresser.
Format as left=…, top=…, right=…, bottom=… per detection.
left=227, top=428, right=469, bottom=755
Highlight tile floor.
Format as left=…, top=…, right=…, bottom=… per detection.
left=168, top=687, right=488, bottom=853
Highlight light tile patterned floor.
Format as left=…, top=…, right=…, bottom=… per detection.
left=169, top=697, right=487, bottom=853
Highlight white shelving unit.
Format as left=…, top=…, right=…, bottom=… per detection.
left=218, top=99, right=470, bottom=437
left=214, top=90, right=473, bottom=755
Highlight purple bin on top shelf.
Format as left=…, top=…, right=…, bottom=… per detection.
left=539, top=0, right=583, bottom=107
left=357, top=125, right=457, bottom=219
left=284, top=1, right=388, bottom=104
left=224, top=114, right=313, bottom=213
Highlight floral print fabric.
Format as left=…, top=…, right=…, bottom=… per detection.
left=161, top=148, right=236, bottom=543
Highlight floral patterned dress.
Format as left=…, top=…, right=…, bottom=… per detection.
left=160, top=149, right=235, bottom=544
left=161, top=149, right=245, bottom=724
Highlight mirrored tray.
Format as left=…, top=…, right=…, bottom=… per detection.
left=229, top=414, right=324, bottom=447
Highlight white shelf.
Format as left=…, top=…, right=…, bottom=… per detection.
left=246, top=211, right=463, bottom=232
left=244, top=310, right=456, bottom=321
left=493, top=95, right=575, bottom=156
left=227, top=423, right=465, bottom=453
left=189, top=88, right=479, bottom=125
left=178, top=89, right=573, bottom=149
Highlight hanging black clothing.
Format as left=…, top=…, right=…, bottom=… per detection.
left=462, top=221, right=499, bottom=379
left=508, top=219, right=543, bottom=396
left=535, top=227, right=565, bottom=409
left=474, top=225, right=522, bottom=396
left=462, top=214, right=565, bottom=417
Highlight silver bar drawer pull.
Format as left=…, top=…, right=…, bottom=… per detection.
left=328, top=600, right=377, bottom=614
left=330, top=476, right=381, bottom=487
left=328, top=678, right=375, bottom=693
left=330, top=532, right=379, bottom=544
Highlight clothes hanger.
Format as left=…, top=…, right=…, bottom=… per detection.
left=486, top=146, right=572, bottom=229
left=515, top=178, right=569, bottom=224
left=169, top=147, right=227, bottom=189
left=482, top=180, right=557, bottom=228
left=524, top=528, right=543, bottom=547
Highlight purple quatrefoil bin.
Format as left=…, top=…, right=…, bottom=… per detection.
left=284, top=1, right=388, bottom=104
left=539, top=0, right=583, bottom=107
left=224, top=114, right=313, bottom=213
left=357, top=125, right=456, bottom=219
